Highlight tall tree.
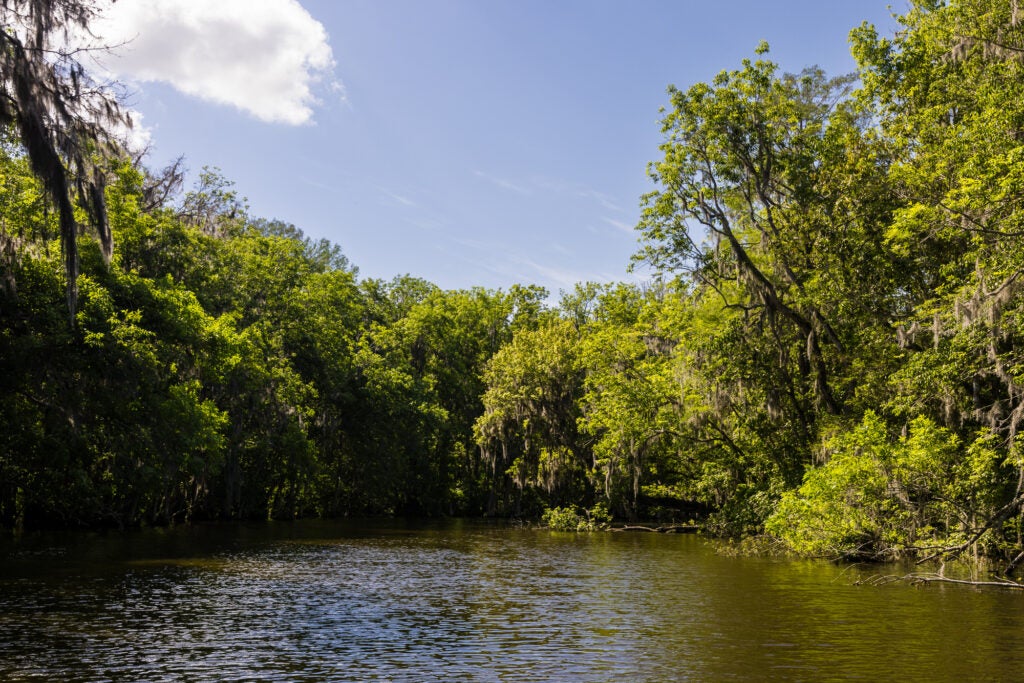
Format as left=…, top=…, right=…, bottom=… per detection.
left=0, top=0, right=128, bottom=322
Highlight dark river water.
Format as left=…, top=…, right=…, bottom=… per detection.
left=1, top=519, right=1023, bottom=681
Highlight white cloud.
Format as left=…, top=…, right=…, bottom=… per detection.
left=94, top=0, right=337, bottom=125
left=112, top=109, right=153, bottom=154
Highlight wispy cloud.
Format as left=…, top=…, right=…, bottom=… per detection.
left=578, top=188, right=622, bottom=212
left=330, top=79, right=353, bottom=111
left=531, top=177, right=623, bottom=212
left=474, top=170, right=531, bottom=195
left=515, top=257, right=621, bottom=293
left=603, top=217, right=634, bottom=234
left=300, top=176, right=337, bottom=192
left=408, top=217, right=448, bottom=232
left=380, top=188, right=417, bottom=207
left=448, top=235, right=500, bottom=251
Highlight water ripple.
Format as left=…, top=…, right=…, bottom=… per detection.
left=1, top=521, right=1023, bottom=681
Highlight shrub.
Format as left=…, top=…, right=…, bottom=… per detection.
left=542, top=503, right=612, bottom=531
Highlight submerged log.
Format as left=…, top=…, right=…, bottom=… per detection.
left=856, top=573, right=1024, bottom=590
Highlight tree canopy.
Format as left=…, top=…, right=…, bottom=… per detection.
left=6, top=0, right=1024, bottom=575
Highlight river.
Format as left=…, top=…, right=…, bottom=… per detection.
left=1, top=519, right=1022, bottom=681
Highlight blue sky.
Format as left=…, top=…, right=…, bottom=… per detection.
left=98, top=0, right=903, bottom=296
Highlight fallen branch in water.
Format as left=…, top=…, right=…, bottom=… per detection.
left=855, top=572, right=1024, bottom=590
left=613, top=524, right=699, bottom=533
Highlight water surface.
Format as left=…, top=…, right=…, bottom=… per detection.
left=1, top=519, right=1021, bottom=681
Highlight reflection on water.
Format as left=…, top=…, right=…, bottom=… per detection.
left=1, top=519, right=1023, bottom=681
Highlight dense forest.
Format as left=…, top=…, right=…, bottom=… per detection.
left=4, top=0, right=1024, bottom=571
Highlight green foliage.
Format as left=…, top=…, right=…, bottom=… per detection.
left=541, top=503, right=611, bottom=532
left=0, top=147, right=420, bottom=527
left=765, top=412, right=1009, bottom=560
left=767, top=413, right=901, bottom=557
left=541, top=505, right=582, bottom=531
left=8, top=0, right=1024, bottom=575
left=475, top=318, right=585, bottom=515
left=0, top=1, right=129, bottom=323
left=577, top=283, right=691, bottom=520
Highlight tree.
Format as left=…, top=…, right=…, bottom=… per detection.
left=637, top=50, right=867, bottom=417
left=844, top=0, right=1024, bottom=569
left=177, top=167, right=247, bottom=238
left=633, top=44, right=908, bottom=533
left=0, top=0, right=129, bottom=323
left=475, top=318, right=587, bottom=515
left=577, top=283, right=692, bottom=520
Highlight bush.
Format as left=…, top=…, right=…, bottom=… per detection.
left=542, top=503, right=612, bottom=531
left=765, top=411, right=970, bottom=559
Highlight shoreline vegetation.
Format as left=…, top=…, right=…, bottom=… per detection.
left=6, top=0, right=1024, bottom=580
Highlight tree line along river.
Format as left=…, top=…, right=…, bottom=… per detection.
left=1, top=519, right=1022, bottom=681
